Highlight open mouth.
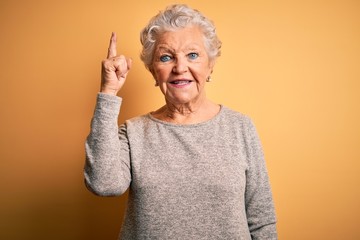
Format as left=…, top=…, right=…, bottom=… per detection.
left=169, top=80, right=192, bottom=85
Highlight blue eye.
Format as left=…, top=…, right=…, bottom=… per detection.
left=160, top=55, right=172, bottom=62
left=188, top=52, right=199, bottom=60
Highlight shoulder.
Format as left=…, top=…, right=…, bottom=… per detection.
left=117, top=114, right=153, bottom=144
left=219, top=106, right=260, bottom=142
left=220, top=106, right=254, bottom=127
left=119, top=114, right=150, bottom=129
left=120, top=114, right=156, bottom=136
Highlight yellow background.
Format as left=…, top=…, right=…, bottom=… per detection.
left=1, top=0, right=359, bottom=239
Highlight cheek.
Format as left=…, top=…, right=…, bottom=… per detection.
left=150, top=67, right=160, bottom=80
left=154, top=67, right=170, bottom=81
left=194, top=65, right=211, bottom=79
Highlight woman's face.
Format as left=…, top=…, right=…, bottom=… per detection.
left=151, top=26, right=214, bottom=106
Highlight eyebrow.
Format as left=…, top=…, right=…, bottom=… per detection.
left=157, top=46, right=174, bottom=52
left=156, top=45, right=201, bottom=54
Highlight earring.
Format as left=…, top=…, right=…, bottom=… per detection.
left=206, top=76, right=212, bottom=82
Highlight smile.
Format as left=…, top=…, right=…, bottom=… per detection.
left=169, top=80, right=193, bottom=86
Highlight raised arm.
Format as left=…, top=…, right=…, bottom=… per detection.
left=84, top=33, right=132, bottom=196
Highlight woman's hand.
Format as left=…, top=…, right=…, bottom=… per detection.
left=100, top=32, right=132, bottom=95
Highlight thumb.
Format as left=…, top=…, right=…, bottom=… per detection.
left=126, top=58, right=133, bottom=70
left=116, top=57, right=132, bottom=80
left=121, top=58, right=132, bottom=79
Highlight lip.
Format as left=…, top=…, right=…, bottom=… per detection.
left=168, top=79, right=193, bottom=88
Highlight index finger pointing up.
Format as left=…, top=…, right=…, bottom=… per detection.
left=107, top=32, right=117, bottom=58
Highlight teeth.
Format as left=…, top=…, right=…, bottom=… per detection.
left=172, top=81, right=190, bottom=85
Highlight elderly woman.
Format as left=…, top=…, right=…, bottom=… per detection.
left=85, top=4, right=277, bottom=240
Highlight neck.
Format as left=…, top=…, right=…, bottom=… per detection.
left=152, top=97, right=220, bottom=124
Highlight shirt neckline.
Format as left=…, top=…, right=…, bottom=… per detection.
left=147, top=105, right=224, bottom=128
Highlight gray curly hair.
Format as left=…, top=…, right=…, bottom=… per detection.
left=140, top=4, right=222, bottom=72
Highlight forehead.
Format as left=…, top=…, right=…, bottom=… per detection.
left=155, top=26, right=205, bottom=51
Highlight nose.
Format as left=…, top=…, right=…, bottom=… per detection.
left=172, top=56, right=188, bottom=74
